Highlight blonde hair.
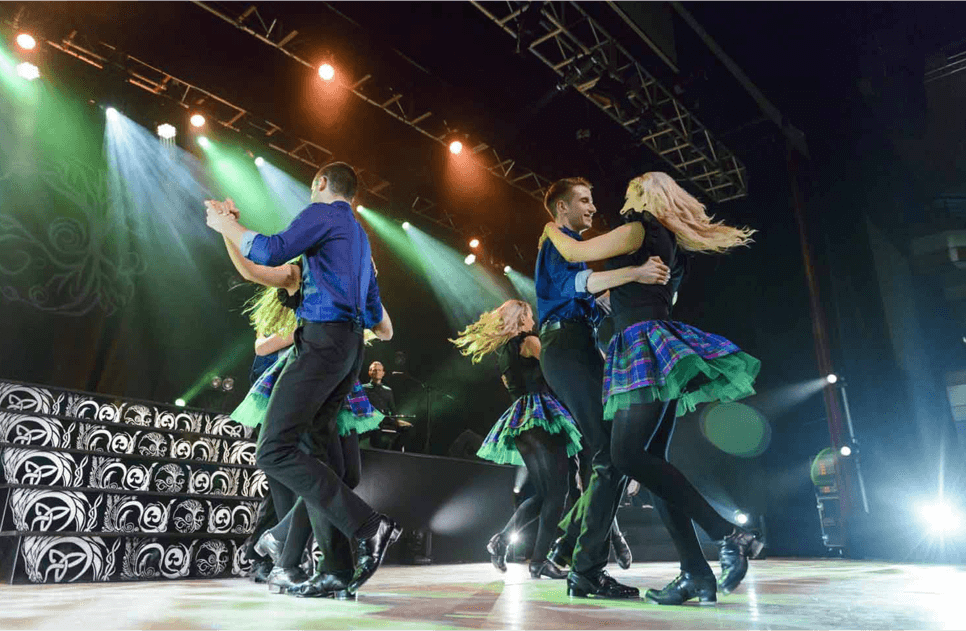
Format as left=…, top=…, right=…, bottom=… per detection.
left=244, top=286, right=298, bottom=338
left=451, top=300, right=533, bottom=364
left=619, top=172, right=755, bottom=254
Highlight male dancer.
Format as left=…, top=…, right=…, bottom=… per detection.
left=205, top=162, right=399, bottom=596
left=536, top=177, right=669, bottom=598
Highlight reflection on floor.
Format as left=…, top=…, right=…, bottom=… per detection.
left=3, top=559, right=966, bottom=630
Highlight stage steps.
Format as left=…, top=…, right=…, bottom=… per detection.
left=0, top=379, right=264, bottom=584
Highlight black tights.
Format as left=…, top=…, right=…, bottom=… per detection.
left=500, top=428, right=569, bottom=564
left=271, top=431, right=361, bottom=571
left=610, top=400, right=733, bottom=576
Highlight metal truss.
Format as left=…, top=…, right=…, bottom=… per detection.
left=191, top=1, right=556, bottom=203
left=471, top=1, right=749, bottom=203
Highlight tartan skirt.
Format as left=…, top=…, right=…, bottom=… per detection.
left=602, top=320, right=760, bottom=420
left=476, top=392, right=583, bottom=467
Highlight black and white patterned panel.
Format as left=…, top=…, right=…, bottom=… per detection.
left=75, top=423, right=140, bottom=455
left=207, top=414, right=254, bottom=439
left=188, top=467, right=241, bottom=496
left=241, top=468, right=268, bottom=499
left=206, top=500, right=259, bottom=534
left=224, top=440, right=257, bottom=466
left=102, top=495, right=174, bottom=533
left=117, top=537, right=241, bottom=580
left=21, top=535, right=121, bottom=583
left=0, top=383, right=59, bottom=416
left=171, top=436, right=223, bottom=464
left=88, top=456, right=156, bottom=492
left=9, top=488, right=101, bottom=532
left=2, top=448, right=85, bottom=487
left=0, top=412, right=74, bottom=448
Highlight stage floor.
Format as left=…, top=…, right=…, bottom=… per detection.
left=2, top=559, right=964, bottom=629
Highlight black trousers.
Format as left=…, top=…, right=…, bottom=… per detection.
left=256, top=321, right=376, bottom=558
left=540, top=322, right=628, bottom=575
left=243, top=493, right=277, bottom=564
left=611, top=399, right=734, bottom=577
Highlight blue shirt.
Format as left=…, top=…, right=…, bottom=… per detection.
left=241, top=201, right=383, bottom=327
left=534, top=226, right=601, bottom=328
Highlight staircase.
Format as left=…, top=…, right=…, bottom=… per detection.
left=0, top=379, right=265, bottom=583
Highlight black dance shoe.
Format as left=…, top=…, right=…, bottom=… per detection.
left=644, top=572, right=717, bottom=606
left=566, top=569, right=640, bottom=599
left=717, top=528, right=764, bottom=595
left=529, top=560, right=568, bottom=579
left=254, top=531, right=283, bottom=565
left=266, top=566, right=308, bottom=595
left=293, top=570, right=354, bottom=600
left=250, top=559, right=274, bottom=584
left=547, top=537, right=574, bottom=568
left=611, top=529, right=632, bottom=570
left=348, top=515, right=402, bottom=594
left=487, top=533, right=509, bottom=573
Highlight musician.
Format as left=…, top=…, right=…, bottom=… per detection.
left=362, top=361, right=396, bottom=415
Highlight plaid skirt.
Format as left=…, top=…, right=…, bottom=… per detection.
left=603, top=320, right=760, bottom=420
left=231, top=348, right=383, bottom=436
left=476, top=392, right=583, bottom=467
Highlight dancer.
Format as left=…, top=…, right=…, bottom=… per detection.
left=205, top=161, right=399, bottom=597
left=543, top=171, right=763, bottom=605
left=451, top=300, right=582, bottom=579
left=535, top=177, right=669, bottom=599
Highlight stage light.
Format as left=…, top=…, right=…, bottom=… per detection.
left=157, top=123, right=176, bottom=140
left=210, top=376, right=223, bottom=390
left=735, top=511, right=750, bottom=526
left=839, top=445, right=852, bottom=457
left=402, top=221, right=411, bottom=231
left=254, top=156, right=264, bottom=167
left=504, top=265, right=512, bottom=274
left=464, top=253, right=476, bottom=265
left=16, top=62, right=39, bottom=81
left=509, top=532, right=520, bottom=544
left=921, top=502, right=962, bottom=534
left=106, top=107, right=119, bottom=118
left=198, top=136, right=210, bottom=148
left=469, top=238, right=480, bottom=249
left=356, top=205, right=364, bottom=212
left=190, top=113, right=206, bottom=128
left=222, top=377, right=234, bottom=392
left=449, top=140, right=463, bottom=155
left=826, top=374, right=839, bottom=385
left=16, top=33, right=36, bottom=51
left=318, top=63, right=335, bottom=81
left=175, top=398, right=186, bottom=407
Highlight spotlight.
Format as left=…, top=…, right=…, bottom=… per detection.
left=16, top=33, right=36, bottom=51
left=175, top=398, right=186, bottom=407
left=839, top=445, right=852, bottom=457
left=190, top=114, right=206, bottom=128
left=402, top=221, right=411, bottom=231
left=735, top=511, right=750, bottom=526
left=921, top=501, right=962, bottom=534
left=319, top=63, right=335, bottom=81
left=826, top=374, right=838, bottom=385
left=254, top=156, right=264, bottom=167
left=356, top=205, right=364, bottom=212
left=449, top=140, right=463, bottom=155
left=464, top=253, right=476, bottom=265
left=509, top=532, right=520, bottom=544
left=210, top=376, right=223, bottom=390
left=157, top=123, right=176, bottom=140
left=198, top=136, right=210, bottom=148
left=222, top=377, right=234, bottom=392
left=504, top=265, right=512, bottom=274
left=106, top=107, right=119, bottom=118
left=16, top=62, right=39, bottom=81
left=469, top=238, right=480, bottom=249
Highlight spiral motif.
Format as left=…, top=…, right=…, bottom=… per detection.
left=47, top=217, right=87, bottom=255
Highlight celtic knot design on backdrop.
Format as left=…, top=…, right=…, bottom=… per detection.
left=0, top=158, right=147, bottom=315
left=0, top=384, right=56, bottom=415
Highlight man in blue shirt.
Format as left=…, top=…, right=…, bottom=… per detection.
left=206, top=162, right=399, bottom=598
left=536, top=177, right=667, bottom=599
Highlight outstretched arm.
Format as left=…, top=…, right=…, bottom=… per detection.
left=254, top=332, right=295, bottom=356
left=544, top=222, right=644, bottom=263
left=223, top=236, right=300, bottom=291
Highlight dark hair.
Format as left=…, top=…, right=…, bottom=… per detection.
left=544, top=177, right=592, bottom=217
left=314, top=161, right=358, bottom=200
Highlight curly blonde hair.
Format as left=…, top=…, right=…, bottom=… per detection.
left=451, top=300, right=533, bottom=364
left=619, top=172, right=755, bottom=254
left=244, top=286, right=298, bottom=338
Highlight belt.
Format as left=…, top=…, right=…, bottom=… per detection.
left=540, top=319, right=595, bottom=336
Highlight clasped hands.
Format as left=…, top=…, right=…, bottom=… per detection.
left=204, top=197, right=240, bottom=234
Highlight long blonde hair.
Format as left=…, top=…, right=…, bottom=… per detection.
left=619, top=172, right=755, bottom=253
left=451, top=300, right=532, bottom=364
left=244, top=286, right=298, bottom=338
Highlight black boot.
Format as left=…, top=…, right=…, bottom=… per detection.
left=645, top=572, right=717, bottom=606
left=348, top=515, right=402, bottom=594
left=529, top=560, right=568, bottom=579
left=566, top=569, right=639, bottom=599
left=717, top=528, right=764, bottom=595
left=610, top=529, right=632, bottom=570
left=266, top=566, right=308, bottom=595
left=294, top=570, right=354, bottom=600
left=254, top=530, right=284, bottom=565
left=547, top=537, right=573, bottom=568
left=486, top=533, right=508, bottom=572
left=250, top=559, right=274, bottom=584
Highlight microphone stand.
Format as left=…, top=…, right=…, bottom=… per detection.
left=391, top=371, right=456, bottom=454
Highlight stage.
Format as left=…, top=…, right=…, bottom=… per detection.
left=2, top=559, right=962, bottom=629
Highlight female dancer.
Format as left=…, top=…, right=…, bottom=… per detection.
left=544, top=172, right=762, bottom=605
left=452, top=300, right=583, bottom=579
